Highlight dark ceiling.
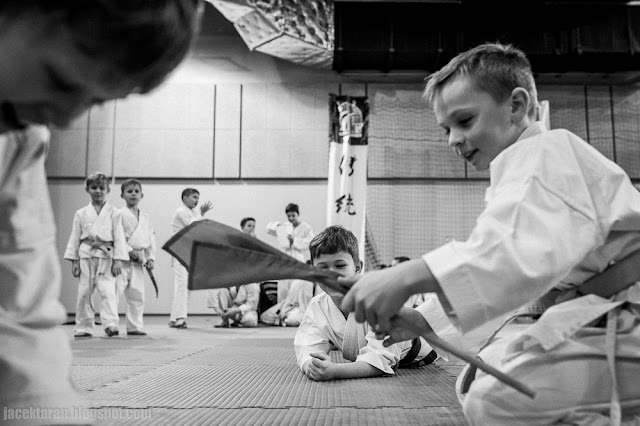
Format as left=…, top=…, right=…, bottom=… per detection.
left=204, top=1, right=640, bottom=83
left=334, top=0, right=640, bottom=77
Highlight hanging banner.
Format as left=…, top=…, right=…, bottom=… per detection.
left=327, top=94, right=369, bottom=263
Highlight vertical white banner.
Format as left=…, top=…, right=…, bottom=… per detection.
left=327, top=95, right=369, bottom=264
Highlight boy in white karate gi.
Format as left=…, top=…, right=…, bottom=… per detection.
left=169, top=187, right=212, bottom=329
left=294, top=225, right=437, bottom=381
left=342, top=43, right=640, bottom=425
left=0, top=2, right=202, bottom=422
left=117, top=179, right=156, bottom=336
left=266, top=202, right=315, bottom=304
left=209, top=217, right=260, bottom=327
left=64, top=172, right=128, bottom=338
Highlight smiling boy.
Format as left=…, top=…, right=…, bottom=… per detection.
left=342, top=43, right=640, bottom=424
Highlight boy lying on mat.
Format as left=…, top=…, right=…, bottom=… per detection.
left=294, top=226, right=438, bottom=380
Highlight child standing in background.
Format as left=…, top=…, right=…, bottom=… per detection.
left=266, top=202, right=315, bottom=303
left=64, top=172, right=128, bottom=338
left=169, top=187, right=212, bottom=329
left=117, top=179, right=156, bottom=336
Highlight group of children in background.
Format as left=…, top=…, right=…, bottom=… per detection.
left=64, top=173, right=157, bottom=337
left=63, top=179, right=439, bottom=380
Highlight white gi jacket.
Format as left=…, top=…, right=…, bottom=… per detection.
left=63, top=202, right=128, bottom=262
left=295, top=292, right=425, bottom=375
left=266, top=220, right=314, bottom=262
left=424, top=121, right=640, bottom=334
left=120, top=207, right=156, bottom=264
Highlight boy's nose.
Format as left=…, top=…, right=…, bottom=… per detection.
left=447, top=130, right=464, bottom=148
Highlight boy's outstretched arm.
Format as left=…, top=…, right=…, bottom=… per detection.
left=340, top=259, right=448, bottom=334
left=305, top=353, right=382, bottom=381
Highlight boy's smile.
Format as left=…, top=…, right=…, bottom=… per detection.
left=433, top=76, right=522, bottom=171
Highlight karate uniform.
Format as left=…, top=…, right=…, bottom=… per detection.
left=64, top=202, right=128, bottom=335
left=208, top=284, right=260, bottom=327
left=116, top=207, right=156, bottom=333
left=266, top=220, right=314, bottom=301
left=169, top=203, right=203, bottom=322
left=0, top=125, right=85, bottom=423
left=260, top=278, right=314, bottom=326
left=294, top=292, right=434, bottom=374
left=423, top=122, right=640, bottom=424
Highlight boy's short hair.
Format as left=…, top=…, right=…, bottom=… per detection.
left=240, top=217, right=255, bottom=228
left=181, top=187, right=199, bottom=200
left=424, top=43, right=538, bottom=118
left=285, top=203, right=299, bottom=214
left=85, top=172, right=109, bottom=188
left=120, top=178, right=142, bottom=193
left=1, top=0, right=204, bottom=94
left=309, top=225, right=360, bottom=266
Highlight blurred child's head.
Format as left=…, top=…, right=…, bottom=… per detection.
left=85, top=172, right=110, bottom=204
left=424, top=43, right=538, bottom=172
left=181, top=187, right=199, bottom=209
left=285, top=203, right=299, bottom=225
left=309, top=225, right=362, bottom=304
left=0, top=0, right=203, bottom=129
left=120, top=178, right=143, bottom=208
left=240, top=217, right=256, bottom=235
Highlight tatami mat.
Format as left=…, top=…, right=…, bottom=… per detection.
left=66, top=316, right=467, bottom=425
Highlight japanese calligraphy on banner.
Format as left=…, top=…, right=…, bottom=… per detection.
left=327, top=94, right=369, bottom=262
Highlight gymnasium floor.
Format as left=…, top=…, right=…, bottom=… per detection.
left=66, top=315, right=468, bottom=425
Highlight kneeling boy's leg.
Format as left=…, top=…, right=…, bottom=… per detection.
left=0, top=244, right=86, bottom=421
left=463, top=328, right=640, bottom=425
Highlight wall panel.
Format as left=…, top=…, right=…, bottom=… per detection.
left=214, top=84, right=241, bottom=178
left=240, top=83, right=337, bottom=178
left=87, top=102, right=115, bottom=176
left=111, top=83, right=215, bottom=178
left=113, top=129, right=214, bottom=178
left=45, top=112, right=89, bottom=177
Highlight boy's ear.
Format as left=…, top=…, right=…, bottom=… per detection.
left=510, top=88, right=530, bottom=123
left=355, top=260, right=363, bottom=273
